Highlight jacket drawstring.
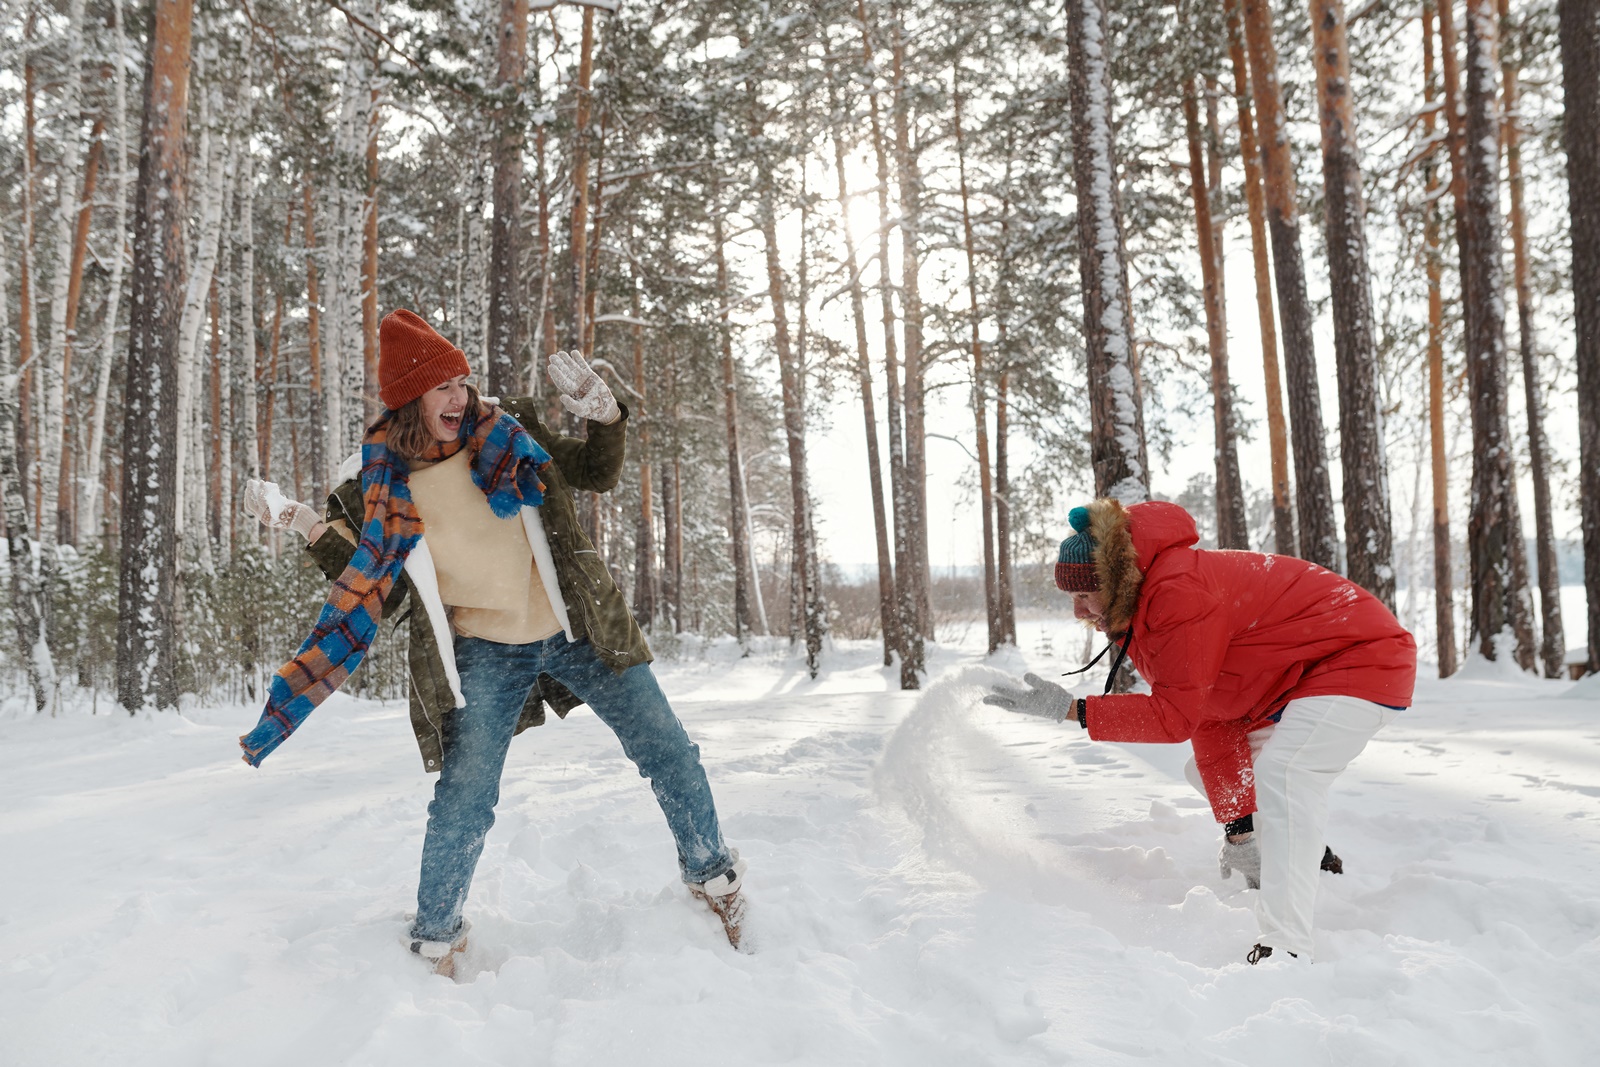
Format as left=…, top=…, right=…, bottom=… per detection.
left=1063, top=629, right=1134, bottom=696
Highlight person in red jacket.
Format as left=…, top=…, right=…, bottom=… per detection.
left=984, top=498, right=1416, bottom=963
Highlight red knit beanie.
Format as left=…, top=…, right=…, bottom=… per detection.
left=378, top=309, right=471, bottom=410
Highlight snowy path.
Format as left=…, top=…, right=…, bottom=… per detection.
left=4, top=637, right=1600, bottom=1065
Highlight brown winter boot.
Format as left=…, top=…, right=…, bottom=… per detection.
left=409, top=923, right=470, bottom=979
left=689, top=854, right=749, bottom=950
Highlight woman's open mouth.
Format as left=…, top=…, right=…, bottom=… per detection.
left=440, top=410, right=463, bottom=431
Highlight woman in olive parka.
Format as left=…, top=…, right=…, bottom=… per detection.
left=240, top=309, right=745, bottom=975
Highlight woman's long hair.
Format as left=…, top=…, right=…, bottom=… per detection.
left=384, top=382, right=485, bottom=462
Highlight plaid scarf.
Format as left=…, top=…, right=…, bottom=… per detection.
left=239, top=404, right=551, bottom=766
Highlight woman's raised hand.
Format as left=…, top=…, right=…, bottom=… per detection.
left=547, top=350, right=620, bottom=425
left=242, top=479, right=324, bottom=541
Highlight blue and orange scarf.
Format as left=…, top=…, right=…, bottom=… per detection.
left=240, top=404, right=551, bottom=766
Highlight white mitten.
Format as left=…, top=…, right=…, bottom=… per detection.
left=982, top=673, right=1074, bottom=723
left=547, top=350, right=620, bottom=424
left=242, top=479, right=322, bottom=540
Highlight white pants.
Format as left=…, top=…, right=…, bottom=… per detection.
left=1183, top=695, right=1400, bottom=959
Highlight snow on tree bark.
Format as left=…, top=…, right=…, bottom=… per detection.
left=1240, top=0, right=1337, bottom=568
left=760, top=190, right=825, bottom=677
left=301, top=177, right=329, bottom=504
left=1068, top=0, right=1148, bottom=504
left=1, top=198, right=53, bottom=711
left=712, top=180, right=760, bottom=643
left=362, top=76, right=381, bottom=427
left=39, top=0, right=88, bottom=560
left=1559, top=0, right=1600, bottom=674
left=1311, top=0, right=1395, bottom=608
left=1461, top=0, right=1535, bottom=667
left=487, top=0, right=528, bottom=398
left=84, top=0, right=131, bottom=545
left=173, top=100, right=228, bottom=541
left=566, top=7, right=595, bottom=353
left=117, top=0, right=193, bottom=712
left=890, top=12, right=934, bottom=641
left=1501, top=8, right=1564, bottom=678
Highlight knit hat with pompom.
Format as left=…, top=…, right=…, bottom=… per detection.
left=1055, top=506, right=1099, bottom=592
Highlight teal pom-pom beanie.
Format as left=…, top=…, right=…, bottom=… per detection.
left=1055, top=506, right=1100, bottom=592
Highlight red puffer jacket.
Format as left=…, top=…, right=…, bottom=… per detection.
left=1082, top=499, right=1416, bottom=822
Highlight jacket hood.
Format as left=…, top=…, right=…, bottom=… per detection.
left=1125, top=500, right=1200, bottom=571
left=1086, top=498, right=1200, bottom=634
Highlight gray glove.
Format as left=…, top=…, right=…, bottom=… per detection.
left=547, top=350, right=620, bottom=424
left=982, top=673, right=1074, bottom=723
left=1220, top=835, right=1261, bottom=889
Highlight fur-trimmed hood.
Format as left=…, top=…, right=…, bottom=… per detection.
left=1085, top=498, right=1199, bottom=634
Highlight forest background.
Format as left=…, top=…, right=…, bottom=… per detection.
left=0, top=0, right=1596, bottom=715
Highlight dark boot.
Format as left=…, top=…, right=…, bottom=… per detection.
left=1247, top=943, right=1298, bottom=964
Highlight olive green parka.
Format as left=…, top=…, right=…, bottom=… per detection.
left=304, top=398, right=650, bottom=772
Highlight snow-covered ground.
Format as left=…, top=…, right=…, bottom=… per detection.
left=4, top=627, right=1600, bottom=1066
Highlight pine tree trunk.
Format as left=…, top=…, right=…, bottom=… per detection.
left=826, top=62, right=898, bottom=665
left=487, top=0, right=527, bottom=396
left=1, top=199, right=51, bottom=710
left=39, top=0, right=88, bottom=565
left=528, top=26, right=553, bottom=395
left=629, top=259, right=655, bottom=628
left=1183, top=79, right=1247, bottom=549
left=954, top=75, right=1001, bottom=650
left=712, top=197, right=757, bottom=642
left=117, top=0, right=193, bottom=712
left=995, top=364, right=1016, bottom=645
left=890, top=13, right=933, bottom=643
left=362, top=82, right=381, bottom=425
left=302, top=178, right=327, bottom=503
left=208, top=276, right=224, bottom=544
left=857, top=0, right=920, bottom=687
left=582, top=106, right=607, bottom=356
left=1559, top=0, right=1600, bottom=675
left=19, top=47, right=38, bottom=536
left=566, top=7, right=594, bottom=352
left=1225, top=0, right=1295, bottom=555
left=1068, top=0, right=1149, bottom=504
left=760, top=194, right=824, bottom=676
left=1500, top=13, right=1564, bottom=677
left=1462, top=0, right=1535, bottom=667
left=1438, top=0, right=1534, bottom=666
left=1241, top=0, right=1338, bottom=568
left=263, top=200, right=292, bottom=493
left=173, top=91, right=227, bottom=543
left=85, top=0, right=130, bottom=545
left=236, top=61, right=260, bottom=495
left=1312, top=0, right=1395, bottom=606
left=56, top=107, right=104, bottom=548
left=1423, top=0, right=1459, bottom=677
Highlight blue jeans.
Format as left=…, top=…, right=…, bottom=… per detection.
left=410, top=633, right=732, bottom=942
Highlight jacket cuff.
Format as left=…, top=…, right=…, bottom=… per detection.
left=591, top=401, right=630, bottom=433
left=305, top=527, right=356, bottom=581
